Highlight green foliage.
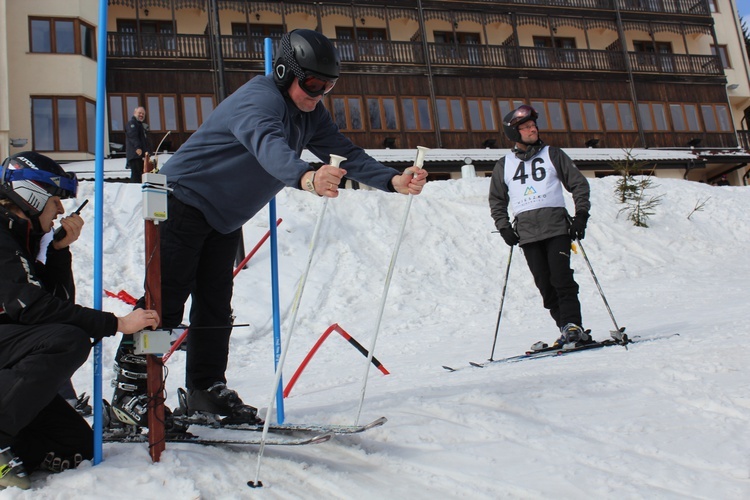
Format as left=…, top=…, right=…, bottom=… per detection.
left=742, top=14, right=750, bottom=56
left=610, top=150, right=663, bottom=228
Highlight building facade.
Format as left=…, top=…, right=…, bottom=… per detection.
left=1, top=0, right=749, bottom=183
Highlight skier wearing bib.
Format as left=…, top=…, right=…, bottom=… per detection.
left=489, top=105, right=591, bottom=347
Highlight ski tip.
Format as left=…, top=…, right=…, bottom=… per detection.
left=442, top=365, right=456, bottom=372
left=468, top=362, right=485, bottom=368
left=310, top=433, right=333, bottom=445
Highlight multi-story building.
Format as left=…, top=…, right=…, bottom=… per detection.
left=1, top=0, right=749, bottom=183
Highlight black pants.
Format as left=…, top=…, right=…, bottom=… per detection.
left=0, top=324, right=93, bottom=470
left=127, top=157, right=144, bottom=183
left=159, top=195, right=241, bottom=391
left=521, top=235, right=582, bottom=329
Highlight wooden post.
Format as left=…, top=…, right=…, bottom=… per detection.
left=143, top=153, right=166, bottom=461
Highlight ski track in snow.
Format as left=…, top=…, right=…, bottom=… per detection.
left=2, top=175, right=750, bottom=499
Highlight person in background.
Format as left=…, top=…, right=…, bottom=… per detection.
left=0, top=152, right=158, bottom=490
left=109, top=28, right=428, bottom=428
left=489, top=105, right=591, bottom=348
left=125, top=106, right=150, bottom=183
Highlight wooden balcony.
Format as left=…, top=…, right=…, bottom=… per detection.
left=106, top=33, right=724, bottom=77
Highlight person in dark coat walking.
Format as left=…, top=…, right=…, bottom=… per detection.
left=489, top=105, right=591, bottom=348
left=125, top=106, right=150, bottom=183
left=0, top=152, right=158, bottom=490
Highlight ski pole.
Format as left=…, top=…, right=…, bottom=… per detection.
left=251, top=153, right=345, bottom=488
left=575, top=238, right=626, bottom=341
left=354, top=146, right=428, bottom=425
left=489, top=245, right=513, bottom=361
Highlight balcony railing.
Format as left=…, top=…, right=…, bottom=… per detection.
left=107, top=33, right=723, bottom=76
left=457, top=0, right=710, bottom=15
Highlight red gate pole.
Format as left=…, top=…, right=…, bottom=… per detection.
left=143, top=154, right=166, bottom=462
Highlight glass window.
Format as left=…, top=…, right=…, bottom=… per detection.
left=451, top=99, right=464, bottom=130
left=583, top=102, right=599, bottom=130
left=109, top=96, right=125, bottom=131
left=436, top=100, right=449, bottom=130
left=548, top=102, right=564, bottom=130
left=32, top=98, right=54, bottom=150
left=183, top=97, right=199, bottom=131
left=163, top=96, right=177, bottom=131
left=530, top=100, right=548, bottom=130
left=367, top=99, right=382, bottom=129
left=348, top=98, right=363, bottom=130
left=602, top=103, right=618, bottom=130
left=468, top=101, right=481, bottom=130
left=715, top=105, right=731, bottom=131
left=31, top=19, right=51, bottom=52
left=55, top=20, right=75, bottom=54
left=32, top=96, right=94, bottom=152
left=147, top=96, right=162, bottom=130
left=333, top=98, right=347, bottom=129
left=200, top=97, right=214, bottom=123
left=652, top=104, right=667, bottom=131
left=80, top=23, right=95, bottom=59
left=86, top=101, right=96, bottom=154
left=417, top=98, right=431, bottom=130
left=670, top=104, right=686, bottom=131
left=383, top=99, right=397, bottom=129
left=684, top=104, right=700, bottom=131
left=436, top=98, right=464, bottom=131
left=618, top=103, right=635, bottom=130
left=567, top=103, right=584, bottom=130
left=402, top=98, right=417, bottom=130
left=638, top=103, right=653, bottom=130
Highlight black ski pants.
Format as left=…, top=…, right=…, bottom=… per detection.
left=0, top=324, right=93, bottom=470
left=520, top=234, right=582, bottom=330
left=159, top=195, right=241, bottom=391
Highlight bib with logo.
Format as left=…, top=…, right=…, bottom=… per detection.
left=503, top=146, right=565, bottom=217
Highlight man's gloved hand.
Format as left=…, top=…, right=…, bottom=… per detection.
left=569, top=212, right=589, bottom=240
left=500, top=227, right=520, bottom=246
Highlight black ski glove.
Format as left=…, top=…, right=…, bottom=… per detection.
left=569, top=212, right=589, bottom=240
left=500, top=227, right=520, bottom=246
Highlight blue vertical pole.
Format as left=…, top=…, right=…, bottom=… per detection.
left=265, top=38, right=285, bottom=423
left=92, top=0, right=109, bottom=465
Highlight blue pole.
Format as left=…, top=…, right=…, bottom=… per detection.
left=265, top=37, right=285, bottom=423
left=92, top=0, right=108, bottom=464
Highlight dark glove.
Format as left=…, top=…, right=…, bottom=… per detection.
left=569, top=212, right=589, bottom=240
left=500, top=227, right=520, bottom=246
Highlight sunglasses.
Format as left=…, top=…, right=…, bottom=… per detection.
left=504, top=105, right=538, bottom=127
left=299, top=74, right=337, bottom=97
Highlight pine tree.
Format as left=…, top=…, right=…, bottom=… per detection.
left=610, top=150, right=663, bottom=228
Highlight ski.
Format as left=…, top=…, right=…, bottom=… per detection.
left=174, top=415, right=388, bottom=435
left=443, top=333, right=679, bottom=372
left=103, top=430, right=332, bottom=446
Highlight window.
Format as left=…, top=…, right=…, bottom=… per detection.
left=331, top=97, right=364, bottom=131
left=530, top=100, right=566, bottom=131
left=108, top=94, right=141, bottom=131
left=146, top=94, right=178, bottom=132
left=566, top=101, right=601, bottom=131
left=31, top=96, right=96, bottom=153
left=638, top=102, right=668, bottom=131
left=401, top=97, right=432, bottom=131
left=231, top=23, right=283, bottom=56
left=467, top=99, right=496, bottom=131
left=669, top=104, right=701, bottom=132
left=367, top=97, right=398, bottom=130
left=117, top=20, right=175, bottom=55
left=707, top=0, right=718, bottom=12
left=29, top=17, right=96, bottom=60
left=700, top=104, right=732, bottom=132
left=182, top=95, right=216, bottom=131
left=336, top=27, right=388, bottom=61
left=436, top=98, right=465, bottom=131
left=601, top=102, right=636, bottom=131
left=710, top=45, right=731, bottom=69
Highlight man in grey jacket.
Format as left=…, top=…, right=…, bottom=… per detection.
left=109, top=29, right=428, bottom=427
left=489, top=105, right=590, bottom=348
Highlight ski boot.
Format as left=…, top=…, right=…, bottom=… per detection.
left=0, top=447, right=30, bottom=490
left=554, top=323, right=591, bottom=349
left=109, top=342, right=149, bottom=428
left=176, top=382, right=262, bottom=426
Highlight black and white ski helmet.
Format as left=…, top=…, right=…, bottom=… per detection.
left=274, top=29, right=340, bottom=89
left=503, top=105, right=539, bottom=143
left=0, top=151, right=78, bottom=216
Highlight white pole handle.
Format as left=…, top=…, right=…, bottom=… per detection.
left=414, top=146, right=429, bottom=169
left=329, top=154, right=346, bottom=168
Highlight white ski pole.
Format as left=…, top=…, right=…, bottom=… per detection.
left=251, top=154, right=345, bottom=487
left=354, top=146, right=428, bottom=425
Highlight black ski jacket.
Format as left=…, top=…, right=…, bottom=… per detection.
left=0, top=209, right=118, bottom=341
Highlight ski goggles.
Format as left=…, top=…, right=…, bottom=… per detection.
left=299, top=74, right=337, bottom=97
left=2, top=159, right=78, bottom=199
left=504, top=105, right=538, bottom=127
